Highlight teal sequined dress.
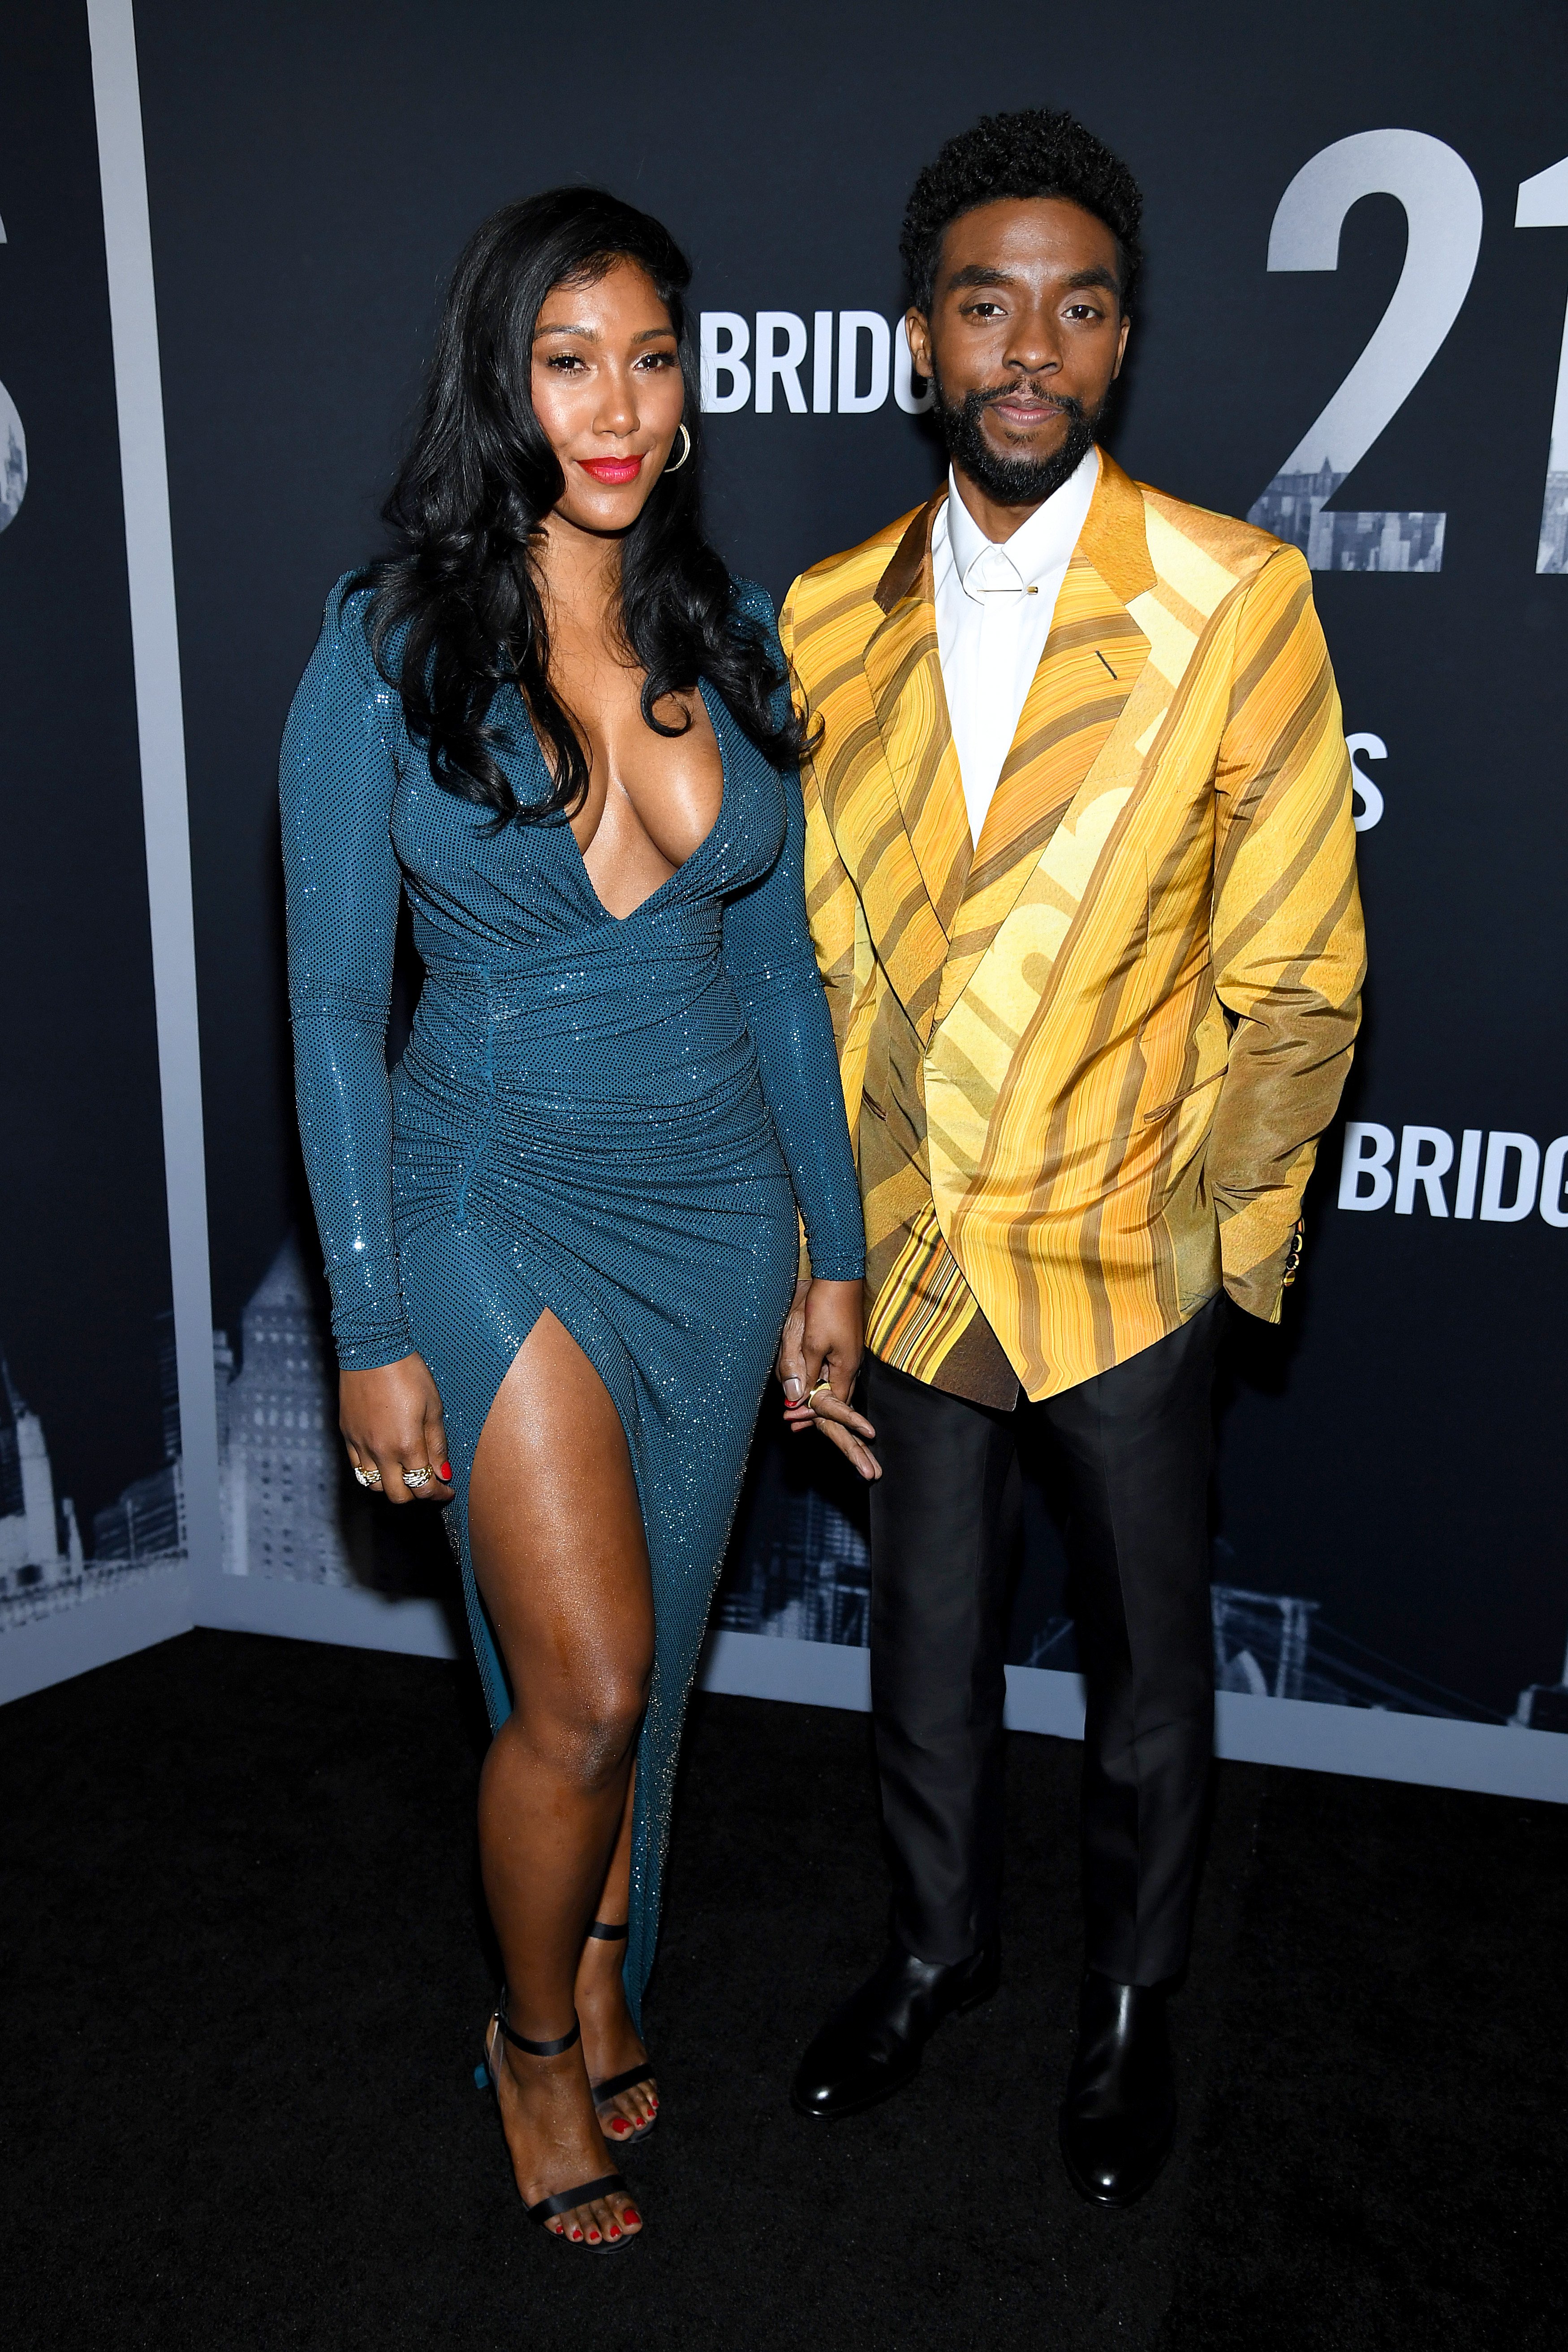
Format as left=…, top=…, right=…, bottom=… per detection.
left=281, top=577, right=863, bottom=2021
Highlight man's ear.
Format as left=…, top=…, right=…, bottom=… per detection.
left=1111, top=310, right=1131, bottom=381
left=905, top=307, right=934, bottom=383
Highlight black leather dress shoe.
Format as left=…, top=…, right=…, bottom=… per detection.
left=791, top=1938, right=1000, bottom=2120
left=1058, top=1971, right=1176, bottom=2207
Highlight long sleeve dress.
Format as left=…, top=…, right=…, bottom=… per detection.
left=280, top=576, right=864, bottom=2020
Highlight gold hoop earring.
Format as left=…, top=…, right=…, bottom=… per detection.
left=663, top=422, right=692, bottom=474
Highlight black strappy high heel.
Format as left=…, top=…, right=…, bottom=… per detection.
left=584, top=1921, right=659, bottom=2146
left=481, top=2003, right=637, bottom=2250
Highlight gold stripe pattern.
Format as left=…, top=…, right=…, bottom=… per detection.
left=781, top=460, right=1364, bottom=1401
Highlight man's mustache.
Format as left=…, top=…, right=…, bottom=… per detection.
left=966, top=380, right=1090, bottom=421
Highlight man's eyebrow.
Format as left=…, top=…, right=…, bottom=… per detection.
left=944, top=261, right=1121, bottom=298
left=945, top=263, right=1017, bottom=293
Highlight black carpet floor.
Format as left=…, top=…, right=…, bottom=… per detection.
left=3, top=1630, right=1564, bottom=2352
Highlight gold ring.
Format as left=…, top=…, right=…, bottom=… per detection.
left=401, top=1465, right=434, bottom=1490
left=353, top=1465, right=382, bottom=1488
left=807, top=1378, right=832, bottom=1400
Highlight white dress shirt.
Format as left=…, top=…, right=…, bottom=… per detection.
left=931, top=445, right=1099, bottom=848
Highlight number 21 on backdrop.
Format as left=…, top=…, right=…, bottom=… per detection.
left=1248, top=132, right=1568, bottom=576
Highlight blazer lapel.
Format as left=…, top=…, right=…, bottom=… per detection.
left=935, top=457, right=1154, bottom=1024
left=861, top=494, right=973, bottom=947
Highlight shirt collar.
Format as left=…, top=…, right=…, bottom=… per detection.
left=941, top=444, right=1100, bottom=604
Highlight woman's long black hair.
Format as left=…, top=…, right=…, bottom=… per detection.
left=360, top=187, right=806, bottom=821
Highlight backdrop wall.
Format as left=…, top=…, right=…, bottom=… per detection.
left=4, top=1, right=1566, bottom=1800
left=0, top=1, right=198, bottom=1703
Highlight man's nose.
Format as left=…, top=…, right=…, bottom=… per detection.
left=1006, top=317, right=1062, bottom=373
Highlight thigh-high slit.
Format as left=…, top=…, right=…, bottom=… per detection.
left=397, top=1185, right=795, bottom=2028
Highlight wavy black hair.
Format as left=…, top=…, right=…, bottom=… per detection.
left=900, top=109, right=1143, bottom=317
left=359, top=187, right=804, bottom=823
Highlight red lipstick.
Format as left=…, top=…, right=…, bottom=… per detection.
left=579, top=455, right=643, bottom=485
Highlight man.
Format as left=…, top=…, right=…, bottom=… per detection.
left=777, top=108, right=1364, bottom=2206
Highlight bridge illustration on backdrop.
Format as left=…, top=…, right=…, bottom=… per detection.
left=719, top=1469, right=1556, bottom=1729
left=4, top=1234, right=1565, bottom=1736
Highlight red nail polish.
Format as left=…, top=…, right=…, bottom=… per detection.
left=612, top=2118, right=628, bottom=2133
left=622, top=2209, right=641, bottom=2226
left=569, top=2227, right=582, bottom=2240
left=608, top=2225, right=621, bottom=2239
left=439, top=1460, right=452, bottom=1481
left=587, top=2229, right=601, bottom=2243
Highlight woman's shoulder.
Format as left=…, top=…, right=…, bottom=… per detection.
left=286, top=571, right=406, bottom=759
left=728, top=573, right=779, bottom=638
left=319, top=569, right=378, bottom=655
left=310, top=569, right=409, bottom=708
left=715, top=573, right=795, bottom=753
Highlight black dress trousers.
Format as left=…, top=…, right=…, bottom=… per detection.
left=863, top=1295, right=1223, bottom=1989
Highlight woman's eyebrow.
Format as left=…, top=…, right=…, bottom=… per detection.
left=531, top=322, right=673, bottom=342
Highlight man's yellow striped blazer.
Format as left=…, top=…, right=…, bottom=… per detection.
left=779, top=454, right=1366, bottom=1407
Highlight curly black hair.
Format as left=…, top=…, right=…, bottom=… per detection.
left=900, top=109, right=1143, bottom=315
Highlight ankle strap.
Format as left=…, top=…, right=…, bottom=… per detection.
left=587, top=1920, right=629, bottom=1942
left=493, top=2003, right=581, bottom=2059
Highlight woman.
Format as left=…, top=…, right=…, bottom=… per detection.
left=280, top=188, right=874, bottom=2250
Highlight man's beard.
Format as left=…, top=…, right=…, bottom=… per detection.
left=932, top=373, right=1102, bottom=508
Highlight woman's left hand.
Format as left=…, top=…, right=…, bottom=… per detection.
left=775, top=1277, right=880, bottom=1482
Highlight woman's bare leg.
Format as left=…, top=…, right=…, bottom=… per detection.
left=574, top=1769, right=659, bottom=2142
left=470, top=1309, right=651, bottom=2244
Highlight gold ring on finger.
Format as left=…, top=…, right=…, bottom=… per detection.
left=353, top=1464, right=382, bottom=1488
left=807, top=1378, right=832, bottom=1401
left=401, top=1465, right=434, bottom=1490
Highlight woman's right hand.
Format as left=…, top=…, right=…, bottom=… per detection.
left=775, top=1277, right=880, bottom=1482
left=340, top=1355, right=454, bottom=1503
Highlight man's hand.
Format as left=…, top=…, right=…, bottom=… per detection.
left=775, top=1277, right=879, bottom=1482
left=339, top=1355, right=454, bottom=1503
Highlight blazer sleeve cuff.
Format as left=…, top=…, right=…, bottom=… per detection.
left=1218, top=1197, right=1305, bottom=1325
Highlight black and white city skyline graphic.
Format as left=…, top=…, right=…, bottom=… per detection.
left=719, top=1474, right=1568, bottom=1732
left=0, top=1236, right=370, bottom=1630
left=0, top=212, right=25, bottom=536
left=1538, top=469, right=1568, bottom=574
left=1247, top=463, right=1444, bottom=574
left=0, top=396, right=23, bottom=534
left=4, top=1241, right=1564, bottom=1733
